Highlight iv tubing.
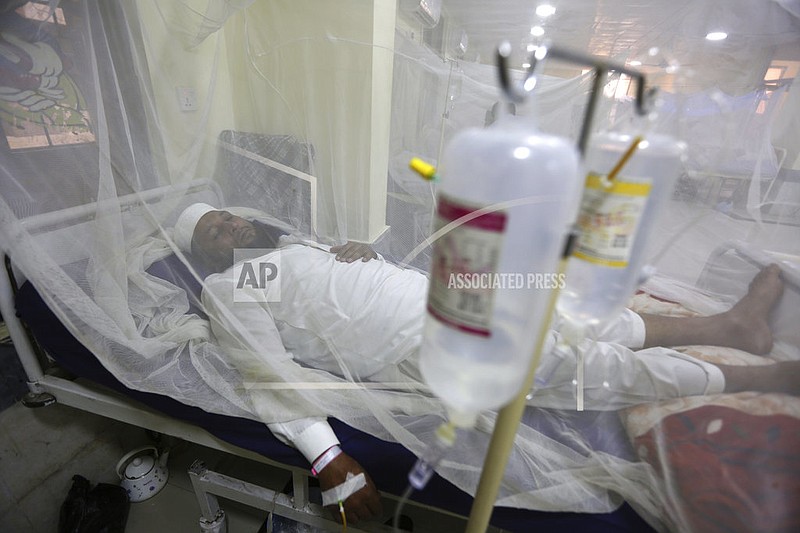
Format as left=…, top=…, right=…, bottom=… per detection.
left=396, top=421, right=456, bottom=531
left=339, top=501, right=347, bottom=532
left=392, top=485, right=414, bottom=533
left=464, top=255, right=569, bottom=533
left=607, top=136, right=643, bottom=181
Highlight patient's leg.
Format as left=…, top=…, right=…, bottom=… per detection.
left=718, top=360, right=800, bottom=395
left=640, top=264, right=784, bottom=355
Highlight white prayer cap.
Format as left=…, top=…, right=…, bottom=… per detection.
left=174, top=202, right=217, bottom=253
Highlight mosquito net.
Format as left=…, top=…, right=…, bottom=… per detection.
left=1, top=1, right=799, bottom=531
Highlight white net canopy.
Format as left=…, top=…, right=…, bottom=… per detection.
left=1, top=1, right=799, bottom=531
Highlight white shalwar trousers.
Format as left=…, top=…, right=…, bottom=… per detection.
left=526, top=309, right=726, bottom=410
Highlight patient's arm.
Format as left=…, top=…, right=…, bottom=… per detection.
left=278, top=233, right=381, bottom=263
left=202, top=273, right=383, bottom=523
left=268, top=418, right=383, bottom=524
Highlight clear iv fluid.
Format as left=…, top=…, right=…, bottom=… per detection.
left=557, top=132, right=686, bottom=328
left=419, top=117, right=581, bottom=425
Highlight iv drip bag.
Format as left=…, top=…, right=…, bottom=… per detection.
left=557, top=132, right=686, bottom=329
left=418, top=114, right=581, bottom=427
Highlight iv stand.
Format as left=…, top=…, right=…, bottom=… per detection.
left=464, top=43, right=650, bottom=533
left=497, top=42, right=651, bottom=157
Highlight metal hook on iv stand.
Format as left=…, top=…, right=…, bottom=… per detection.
left=496, top=41, right=653, bottom=156
left=464, top=44, right=652, bottom=533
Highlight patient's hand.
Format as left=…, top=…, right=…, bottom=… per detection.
left=330, top=241, right=378, bottom=263
left=318, top=452, right=383, bottom=524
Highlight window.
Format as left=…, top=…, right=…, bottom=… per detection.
left=0, top=2, right=96, bottom=150
left=0, top=1, right=159, bottom=216
left=757, top=62, right=794, bottom=115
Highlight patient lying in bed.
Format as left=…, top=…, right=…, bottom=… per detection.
left=174, top=202, right=799, bottom=525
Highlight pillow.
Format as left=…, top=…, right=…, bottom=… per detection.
left=146, top=253, right=206, bottom=319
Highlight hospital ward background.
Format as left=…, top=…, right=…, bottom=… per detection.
left=1, top=0, right=800, bottom=532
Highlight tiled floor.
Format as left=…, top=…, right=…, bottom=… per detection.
left=0, top=325, right=267, bottom=532
left=0, top=400, right=273, bottom=532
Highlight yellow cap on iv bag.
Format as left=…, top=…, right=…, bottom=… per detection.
left=409, top=157, right=439, bottom=182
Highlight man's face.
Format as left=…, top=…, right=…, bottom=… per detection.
left=192, top=211, right=256, bottom=270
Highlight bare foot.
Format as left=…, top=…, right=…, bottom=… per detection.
left=724, top=264, right=784, bottom=354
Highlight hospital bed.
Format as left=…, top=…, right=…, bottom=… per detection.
left=5, top=128, right=799, bottom=533
left=5, top=185, right=800, bottom=533
left=0, top=134, right=653, bottom=532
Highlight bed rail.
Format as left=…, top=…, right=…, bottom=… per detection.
left=18, top=179, right=222, bottom=233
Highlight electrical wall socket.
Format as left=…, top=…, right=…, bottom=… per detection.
left=175, top=86, right=197, bottom=111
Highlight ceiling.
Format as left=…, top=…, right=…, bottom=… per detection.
left=439, top=0, right=800, bottom=82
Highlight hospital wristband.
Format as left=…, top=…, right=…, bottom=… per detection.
left=311, top=445, right=342, bottom=476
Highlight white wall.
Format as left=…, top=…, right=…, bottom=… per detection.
left=133, top=0, right=237, bottom=184
left=223, top=0, right=397, bottom=241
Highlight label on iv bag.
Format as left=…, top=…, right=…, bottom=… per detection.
left=572, top=173, right=651, bottom=267
left=427, top=193, right=507, bottom=337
